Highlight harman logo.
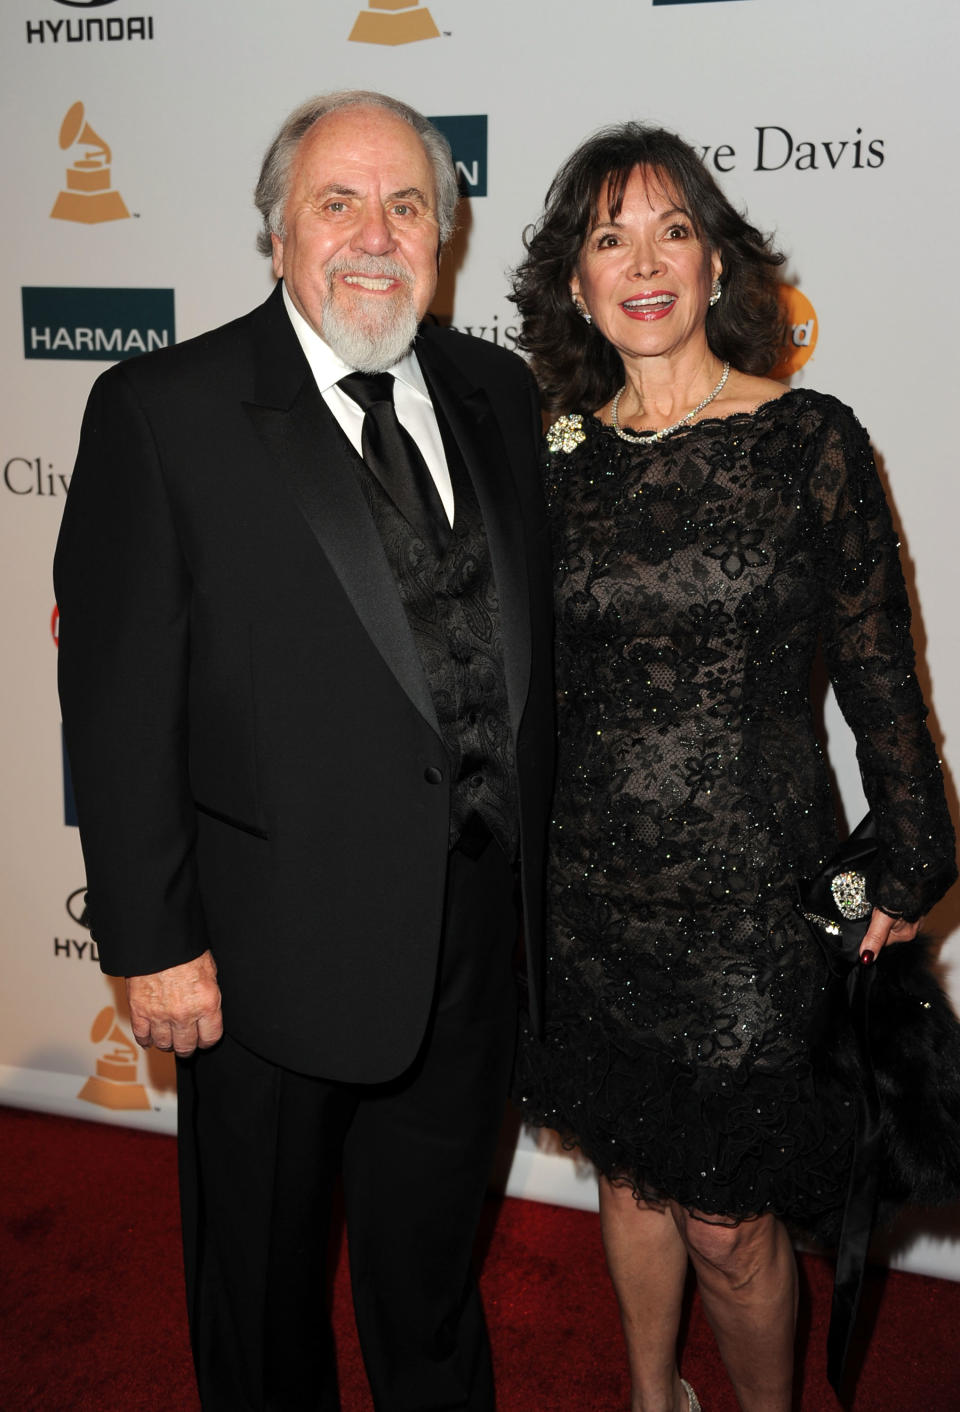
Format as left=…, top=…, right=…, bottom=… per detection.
left=51, top=102, right=128, bottom=224
left=428, top=116, right=487, bottom=197
left=23, top=287, right=174, bottom=362
left=771, top=286, right=818, bottom=379
left=78, top=1006, right=150, bottom=1110
left=349, top=1, right=439, bottom=45
left=27, top=2, right=154, bottom=43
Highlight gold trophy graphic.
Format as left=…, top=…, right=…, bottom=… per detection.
left=78, top=1006, right=151, bottom=1111
left=50, top=101, right=130, bottom=224
left=349, top=0, right=440, bottom=45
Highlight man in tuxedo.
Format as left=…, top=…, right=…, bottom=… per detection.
left=55, top=91, right=553, bottom=1411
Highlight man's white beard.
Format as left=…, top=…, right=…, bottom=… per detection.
left=321, top=259, right=421, bottom=373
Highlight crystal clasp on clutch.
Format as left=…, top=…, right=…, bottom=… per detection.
left=546, top=414, right=586, bottom=453
left=802, top=910, right=842, bottom=937
left=830, top=870, right=872, bottom=921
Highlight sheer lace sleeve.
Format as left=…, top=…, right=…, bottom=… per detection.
left=808, top=401, right=956, bottom=919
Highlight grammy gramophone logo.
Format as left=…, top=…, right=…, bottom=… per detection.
left=78, top=1005, right=151, bottom=1111
left=50, top=101, right=130, bottom=224
left=349, top=0, right=439, bottom=45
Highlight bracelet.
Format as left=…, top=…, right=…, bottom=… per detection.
left=875, top=903, right=904, bottom=920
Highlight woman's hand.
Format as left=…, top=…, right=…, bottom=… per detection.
left=859, top=908, right=922, bottom=965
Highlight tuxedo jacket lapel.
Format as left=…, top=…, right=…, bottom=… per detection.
left=416, top=331, right=532, bottom=742
left=242, top=289, right=440, bottom=734
left=239, top=291, right=533, bottom=744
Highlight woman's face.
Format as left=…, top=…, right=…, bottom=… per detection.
left=570, top=165, right=721, bottom=369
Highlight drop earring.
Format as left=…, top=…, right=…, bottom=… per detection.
left=709, top=278, right=722, bottom=307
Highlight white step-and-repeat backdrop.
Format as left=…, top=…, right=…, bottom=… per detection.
left=3, top=0, right=959, bottom=1278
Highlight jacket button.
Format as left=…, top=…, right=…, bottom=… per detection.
left=424, top=766, right=443, bottom=785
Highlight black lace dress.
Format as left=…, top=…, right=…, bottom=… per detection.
left=515, top=388, right=957, bottom=1240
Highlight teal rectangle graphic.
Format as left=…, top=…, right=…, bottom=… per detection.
left=428, top=115, right=487, bottom=197
left=22, top=286, right=175, bottom=361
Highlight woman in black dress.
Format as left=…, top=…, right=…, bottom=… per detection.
left=512, top=124, right=957, bottom=1412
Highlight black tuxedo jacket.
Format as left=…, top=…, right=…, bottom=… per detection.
left=55, top=284, right=554, bottom=1082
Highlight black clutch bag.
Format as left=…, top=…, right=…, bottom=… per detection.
left=797, top=814, right=960, bottom=1393
left=798, top=812, right=880, bottom=964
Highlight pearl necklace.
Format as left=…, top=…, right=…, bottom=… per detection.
left=610, top=362, right=730, bottom=443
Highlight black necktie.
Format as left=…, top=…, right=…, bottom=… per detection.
left=338, top=372, right=450, bottom=555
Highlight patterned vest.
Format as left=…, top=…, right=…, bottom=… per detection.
left=350, top=403, right=519, bottom=859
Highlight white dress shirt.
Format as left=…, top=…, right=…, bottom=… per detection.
left=282, top=283, right=454, bottom=526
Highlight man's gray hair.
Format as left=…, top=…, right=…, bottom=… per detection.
left=254, top=90, right=459, bottom=256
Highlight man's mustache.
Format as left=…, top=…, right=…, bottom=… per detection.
left=326, top=256, right=414, bottom=287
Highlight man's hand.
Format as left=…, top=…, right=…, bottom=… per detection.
left=126, top=949, right=223, bottom=1057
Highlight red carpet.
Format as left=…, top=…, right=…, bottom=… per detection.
left=3, top=1104, right=960, bottom=1410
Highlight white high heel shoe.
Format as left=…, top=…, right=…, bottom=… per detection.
left=681, top=1379, right=702, bottom=1412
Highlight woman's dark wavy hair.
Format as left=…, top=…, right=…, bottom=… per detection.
left=511, top=123, right=787, bottom=414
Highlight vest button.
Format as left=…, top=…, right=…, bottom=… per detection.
left=424, top=766, right=444, bottom=785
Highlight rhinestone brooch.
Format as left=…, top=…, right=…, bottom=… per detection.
left=546, top=414, right=586, bottom=453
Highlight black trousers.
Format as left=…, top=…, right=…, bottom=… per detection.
left=176, top=835, right=519, bottom=1412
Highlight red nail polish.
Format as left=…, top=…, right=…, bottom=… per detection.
left=860, top=950, right=875, bottom=966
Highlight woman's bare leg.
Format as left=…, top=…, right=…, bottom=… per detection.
left=676, top=1207, right=797, bottom=1412
left=598, top=1177, right=691, bottom=1412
